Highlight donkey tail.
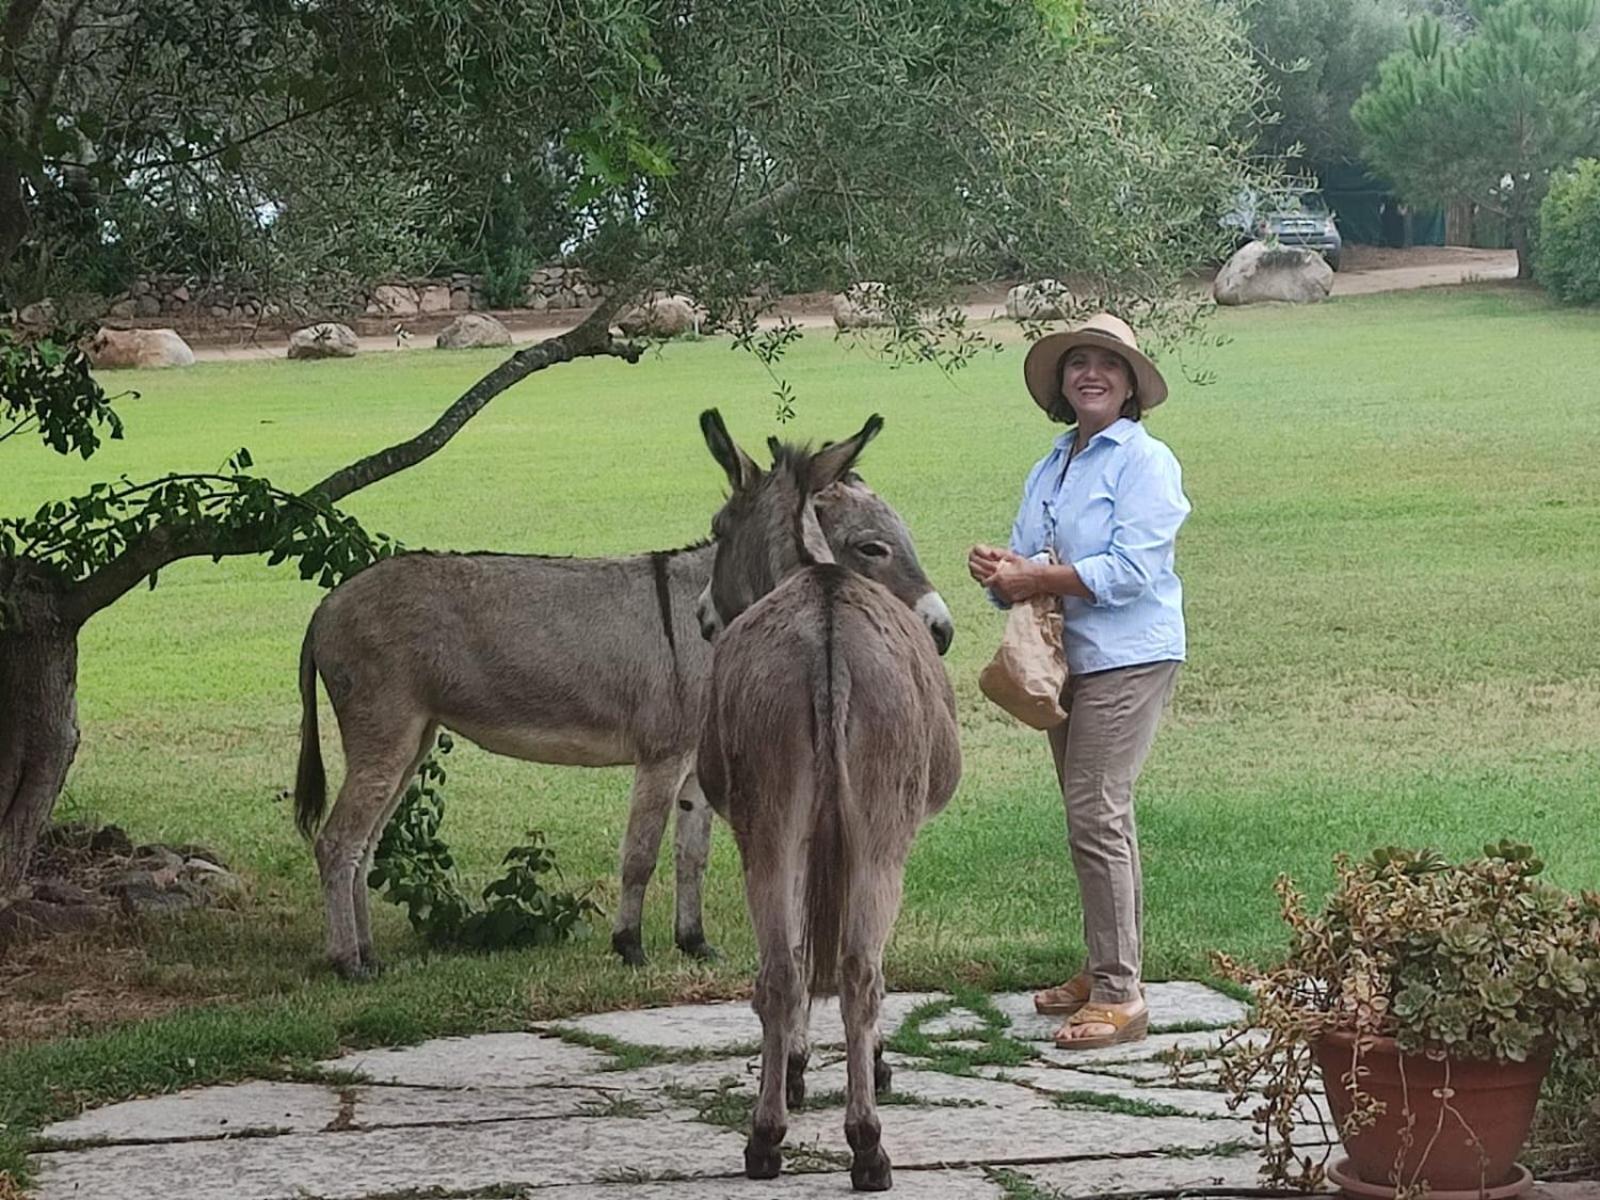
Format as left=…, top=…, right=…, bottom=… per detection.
left=802, top=572, right=850, bottom=997
left=294, top=624, right=327, bottom=841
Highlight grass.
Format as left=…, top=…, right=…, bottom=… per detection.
left=4, top=283, right=1600, bottom=1179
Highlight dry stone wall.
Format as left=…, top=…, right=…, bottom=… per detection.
left=90, top=266, right=608, bottom=324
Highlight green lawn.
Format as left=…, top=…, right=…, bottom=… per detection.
left=4, top=284, right=1600, bottom=1171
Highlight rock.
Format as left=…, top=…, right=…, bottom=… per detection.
left=170, top=844, right=228, bottom=870
left=89, top=824, right=134, bottom=857
left=132, top=846, right=185, bottom=875
left=1213, top=241, right=1333, bottom=306
left=86, top=327, right=196, bottom=369
left=287, top=322, right=359, bottom=360
left=183, top=858, right=245, bottom=896
left=616, top=293, right=704, bottom=338
left=556, top=287, right=577, bottom=308
left=435, top=313, right=511, bottom=350
left=108, top=297, right=138, bottom=319
left=29, top=878, right=100, bottom=907
left=1005, top=280, right=1070, bottom=322
left=832, top=281, right=893, bottom=329
left=171, top=285, right=190, bottom=303
left=418, top=285, right=452, bottom=314
left=449, top=287, right=471, bottom=311
left=114, top=874, right=206, bottom=917
left=0, top=897, right=111, bottom=941
left=131, top=279, right=152, bottom=296
left=18, top=298, right=57, bottom=329
left=523, top=290, right=549, bottom=312
left=369, top=284, right=419, bottom=316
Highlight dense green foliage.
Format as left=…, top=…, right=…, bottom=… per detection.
left=1244, top=0, right=1416, bottom=167
left=0, top=0, right=1272, bottom=309
left=1353, top=0, right=1600, bottom=276
left=1537, top=156, right=1600, bottom=302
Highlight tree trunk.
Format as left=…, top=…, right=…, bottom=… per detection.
left=0, top=568, right=80, bottom=897
left=1511, top=221, right=1534, bottom=281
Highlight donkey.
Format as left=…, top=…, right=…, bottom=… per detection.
left=293, top=506, right=954, bottom=981
left=694, top=410, right=961, bottom=1191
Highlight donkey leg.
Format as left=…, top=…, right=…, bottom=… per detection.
left=746, top=867, right=801, bottom=1180
left=351, top=722, right=439, bottom=974
left=841, top=872, right=903, bottom=1192
left=672, top=772, right=718, bottom=960
left=612, top=758, right=689, bottom=966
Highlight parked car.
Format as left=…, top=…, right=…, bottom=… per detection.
left=1221, top=188, right=1343, bottom=271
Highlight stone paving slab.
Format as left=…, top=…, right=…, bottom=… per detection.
left=545, top=991, right=947, bottom=1053
left=31, top=1114, right=743, bottom=1200
left=352, top=1081, right=663, bottom=1126
left=518, top=1169, right=1009, bottom=1198
left=35, top=1080, right=342, bottom=1146
left=784, top=1101, right=1231, bottom=1167
left=1020, top=1150, right=1274, bottom=1195
left=321, top=1029, right=614, bottom=1086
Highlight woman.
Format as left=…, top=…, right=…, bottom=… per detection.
left=968, top=312, right=1189, bottom=1050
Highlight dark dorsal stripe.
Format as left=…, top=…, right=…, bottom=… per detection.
left=649, top=551, right=678, bottom=660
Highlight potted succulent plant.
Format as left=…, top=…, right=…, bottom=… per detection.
left=1211, top=842, right=1600, bottom=1199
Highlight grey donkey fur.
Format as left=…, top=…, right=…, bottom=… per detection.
left=294, top=499, right=954, bottom=980
left=694, top=410, right=961, bottom=1191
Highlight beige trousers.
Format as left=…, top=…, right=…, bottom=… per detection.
left=1047, top=659, right=1180, bottom=1005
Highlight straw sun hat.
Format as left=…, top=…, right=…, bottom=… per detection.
left=1022, top=312, right=1168, bottom=415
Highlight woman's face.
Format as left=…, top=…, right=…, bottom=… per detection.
left=1062, top=346, right=1134, bottom=427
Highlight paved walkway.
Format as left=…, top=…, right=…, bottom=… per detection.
left=27, top=979, right=1595, bottom=1199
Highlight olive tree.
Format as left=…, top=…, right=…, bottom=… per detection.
left=1, top=0, right=1273, bottom=896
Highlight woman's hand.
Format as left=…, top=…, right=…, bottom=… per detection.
left=967, top=543, right=1016, bottom=585
left=985, top=556, right=1043, bottom=603
left=968, top=544, right=1042, bottom=602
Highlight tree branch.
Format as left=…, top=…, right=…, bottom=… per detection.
left=59, top=296, right=642, bottom=626
left=132, top=93, right=358, bottom=172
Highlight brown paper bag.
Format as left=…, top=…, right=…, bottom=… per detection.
left=978, top=595, right=1068, bottom=730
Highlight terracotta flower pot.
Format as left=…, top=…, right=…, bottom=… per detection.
left=1314, top=1030, right=1551, bottom=1194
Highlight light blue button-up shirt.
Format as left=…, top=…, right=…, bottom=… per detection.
left=1004, top=418, right=1190, bottom=675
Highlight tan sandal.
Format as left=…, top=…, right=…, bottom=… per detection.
left=1033, top=976, right=1093, bottom=1016
left=1053, top=1002, right=1149, bottom=1051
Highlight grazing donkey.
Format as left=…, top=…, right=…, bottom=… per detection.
left=294, top=508, right=954, bottom=981
left=695, top=410, right=961, bottom=1191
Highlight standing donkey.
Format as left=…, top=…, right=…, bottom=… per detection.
left=695, top=410, right=961, bottom=1191
left=294, top=493, right=954, bottom=980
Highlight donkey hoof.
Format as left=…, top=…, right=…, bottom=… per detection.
left=677, top=936, right=720, bottom=962
left=874, top=1055, right=893, bottom=1096
left=611, top=931, right=647, bottom=968
left=358, top=951, right=386, bottom=977
left=331, top=957, right=378, bottom=983
left=850, top=1147, right=892, bottom=1192
left=744, top=1138, right=783, bottom=1179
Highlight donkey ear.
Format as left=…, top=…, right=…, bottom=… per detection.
left=700, top=408, right=760, bottom=491
left=808, top=414, right=884, bottom=492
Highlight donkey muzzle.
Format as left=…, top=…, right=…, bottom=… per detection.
left=696, top=584, right=724, bottom=642
left=916, top=591, right=955, bottom=656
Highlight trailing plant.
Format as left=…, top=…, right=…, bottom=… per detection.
left=368, top=734, right=603, bottom=950
left=1208, top=842, right=1600, bottom=1189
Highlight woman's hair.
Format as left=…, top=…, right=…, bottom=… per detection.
left=1048, top=349, right=1142, bottom=426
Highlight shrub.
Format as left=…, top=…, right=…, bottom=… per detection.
left=1538, top=158, right=1600, bottom=305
